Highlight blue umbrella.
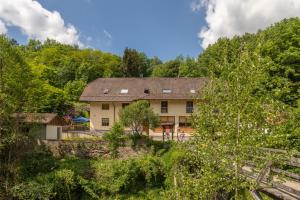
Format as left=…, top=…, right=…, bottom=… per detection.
left=72, top=116, right=90, bottom=123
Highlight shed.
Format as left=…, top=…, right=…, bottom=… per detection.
left=14, top=113, right=68, bottom=140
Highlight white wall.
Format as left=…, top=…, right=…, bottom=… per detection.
left=90, top=100, right=197, bottom=135
left=46, top=125, right=59, bottom=140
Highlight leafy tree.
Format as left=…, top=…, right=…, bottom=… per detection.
left=198, top=18, right=300, bottom=107
left=178, top=57, right=208, bottom=77
left=121, top=48, right=150, bottom=77
left=168, top=47, right=287, bottom=199
left=152, top=57, right=183, bottom=77
left=103, top=122, right=125, bottom=158
left=64, top=80, right=87, bottom=102
left=0, top=35, right=33, bottom=195
left=119, top=100, right=159, bottom=136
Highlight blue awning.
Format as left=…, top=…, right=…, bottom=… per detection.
left=72, top=116, right=90, bottom=123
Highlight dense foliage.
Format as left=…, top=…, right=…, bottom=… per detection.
left=0, top=17, right=299, bottom=199
left=119, top=100, right=160, bottom=136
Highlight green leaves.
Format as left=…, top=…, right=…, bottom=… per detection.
left=119, top=100, right=160, bottom=135
left=103, top=122, right=126, bottom=158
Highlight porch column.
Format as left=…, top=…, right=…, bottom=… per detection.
left=174, top=116, right=179, bottom=137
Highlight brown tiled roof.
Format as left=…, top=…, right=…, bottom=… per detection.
left=80, top=77, right=209, bottom=102
left=13, top=113, right=57, bottom=124
left=13, top=113, right=68, bottom=125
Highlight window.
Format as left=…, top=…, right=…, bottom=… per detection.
left=163, top=89, right=172, bottom=94
left=101, top=118, right=109, bottom=126
left=120, top=89, right=128, bottom=94
left=161, top=101, right=168, bottom=113
left=179, top=116, right=191, bottom=127
left=102, top=104, right=109, bottom=110
left=190, top=89, right=195, bottom=94
left=103, top=89, right=109, bottom=94
left=144, top=89, right=150, bottom=94
left=160, top=116, right=175, bottom=124
left=186, top=101, right=193, bottom=113
left=122, top=103, right=129, bottom=108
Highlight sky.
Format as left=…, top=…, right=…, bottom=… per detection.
left=0, top=0, right=300, bottom=61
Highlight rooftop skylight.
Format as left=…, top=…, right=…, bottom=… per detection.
left=120, top=89, right=128, bottom=94
left=190, top=89, right=196, bottom=94
left=163, top=89, right=172, bottom=94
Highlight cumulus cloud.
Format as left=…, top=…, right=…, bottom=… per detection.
left=0, top=20, right=7, bottom=34
left=0, top=0, right=83, bottom=47
left=192, top=0, right=300, bottom=48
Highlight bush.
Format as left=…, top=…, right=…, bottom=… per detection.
left=91, top=156, right=166, bottom=195
left=103, top=122, right=125, bottom=157
left=11, top=180, right=54, bottom=200
left=139, top=156, right=165, bottom=187
left=21, top=146, right=57, bottom=178
left=53, top=169, right=76, bottom=200
left=92, top=158, right=141, bottom=194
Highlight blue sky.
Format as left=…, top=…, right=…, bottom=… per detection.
left=1, top=0, right=299, bottom=61
left=7, top=0, right=206, bottom=61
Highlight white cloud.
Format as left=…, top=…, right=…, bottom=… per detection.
left=192, top=0, right=300, bottom=48
left=103, top=29, right=112, bottom=46
left=0, top=20, right=7, bottom=34
left=103, top=30, right=112, bottom=40
left=0, top=0, right=83, bottom=47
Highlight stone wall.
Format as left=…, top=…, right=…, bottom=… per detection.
left=41, top=140, right=148, bottom=159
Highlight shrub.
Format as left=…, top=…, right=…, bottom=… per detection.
left=21, top=146, right=57, bottom=178
left=92, top=159, right=141, bottom=194
left=53, top=169, right=76, bottom=200
left=139, top=156, right=165, bottom=187
left=92, top=156, right=166, bottom=195
left=103, top=122, right=125, bottom=157
left=11, top=180, right=54, bottom=200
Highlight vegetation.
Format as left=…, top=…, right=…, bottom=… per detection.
left=119, top=100, right=160, bottom=136
left=103, top=122, right=126, bottom=158
left=0, top=17, right=299, bottom=199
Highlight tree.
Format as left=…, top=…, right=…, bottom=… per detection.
left=119, top=100, right=160, bottom=136
left=0, top=35, right=33, bottom=195
left=167, top=46, right=288, bottom=199
left=64, top=80, right=87, bottom=102
left=178, top=57, right=208, bottom=77
left=121, top=48, right=150, bottom=77
left=103, top=122, right=125, bottom=158
left=198, top=18, right=300, bottom=107
left=151, top=57, right=183, bottom=77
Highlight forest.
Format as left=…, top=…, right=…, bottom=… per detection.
left=0, top=18, right=299, bottom=199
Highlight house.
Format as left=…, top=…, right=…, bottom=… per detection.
left=14, top=113, right=68, bottom=140
left=80, top=77, right=208, bottom=138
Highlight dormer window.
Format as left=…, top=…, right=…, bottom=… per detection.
left=190, top=89, right=195, bottom=94
left=144, top=89, right=150, bottom=94
left=103, top=89, right=109, bottom=94
left=120, top=89, right=128, bottom=94
left=163, top=89, right=172, bottom=94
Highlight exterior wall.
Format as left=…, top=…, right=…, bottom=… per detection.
left=46, top=125, right=60, bottom=140
left=90, top=102, right=129, bottom=131
left=29, top=124, right=47, bottom=139
left=89, top=100, right=196, bottom=135
left=149, top=100, right=196, bottom=136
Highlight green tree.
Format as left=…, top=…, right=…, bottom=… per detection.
left=152, top=57, right=183, bottom=77
left=103, top=122, right=125, bottom=158
left=121, top=48, right=150, bottom=77
left=168, top=47, right=287, bottom=199
left=178, top=57, right=208, bottom=77
left=64, top=80, right=87, bottom=102
left=198, top=18, right=300, bottom=107
left=0, top=35, right=33, bottom=195
left=119, top=100, right=159, bottom=136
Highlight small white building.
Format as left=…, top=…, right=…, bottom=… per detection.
left=15, top=113, right=68, bottom=140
